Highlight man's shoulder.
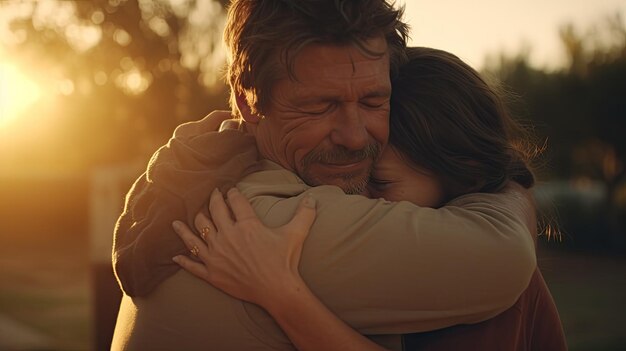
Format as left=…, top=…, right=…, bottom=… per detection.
left=237, top=160, right=317, bottom=200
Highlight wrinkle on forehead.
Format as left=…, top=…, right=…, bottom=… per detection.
left=320, top=58, right=388, bottom=79
left=292, top=37, right=390, bottom=80
left=285, top=73, right=390, bottom=105
left=290, top=54, right=390, bottom=87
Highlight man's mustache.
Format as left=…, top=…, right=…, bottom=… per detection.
left=302, top=143, right=382, bottom=166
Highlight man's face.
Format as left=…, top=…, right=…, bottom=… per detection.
left=251, top=37, right=391, bottom=194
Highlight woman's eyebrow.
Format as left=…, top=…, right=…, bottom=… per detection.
left=372, top=164, right=395, bottom=174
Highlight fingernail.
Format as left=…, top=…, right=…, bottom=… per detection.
left=303, top=193, right=316, bottom=208
left=172, top=256, right=181, bottom=263
left=172, top=220, right=182, bottom=231
left=227, top=187, right=238, bottom=196
left=214, top=188, right=224, bottom=199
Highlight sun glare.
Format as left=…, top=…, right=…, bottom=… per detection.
left=0, top=63, right=41, bottom=127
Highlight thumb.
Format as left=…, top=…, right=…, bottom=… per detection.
left=281, top=193, right=317, bottom=242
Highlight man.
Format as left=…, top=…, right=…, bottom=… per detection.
left=112, top=1, right=536, bottom=349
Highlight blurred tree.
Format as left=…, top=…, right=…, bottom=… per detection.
left=0, top=0, right=230, bottom=170
left=485, top=13, right=626, bottom=250
left=1, top=2, right=231, bottom=347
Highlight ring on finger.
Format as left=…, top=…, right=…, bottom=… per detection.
left=190, top=245, right=199, bottom=257
left=200, top=226, right=211, bottom=241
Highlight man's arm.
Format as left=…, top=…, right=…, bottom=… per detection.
left=113, top=113, right=260, bottom=296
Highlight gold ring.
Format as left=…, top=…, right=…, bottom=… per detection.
left=200, top=226, right=211, bottom=241
left=190, top=245, right=199, bottom=257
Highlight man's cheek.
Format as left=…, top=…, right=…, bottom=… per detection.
left=368, top=112, right=390, bottom=136
left=289, top=145, right=309, bottom=171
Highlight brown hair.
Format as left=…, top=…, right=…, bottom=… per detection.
left=390, top=47, right=535, bottom=201
left=224, top=0, right=409, bottom=117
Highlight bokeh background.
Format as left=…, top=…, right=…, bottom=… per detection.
left=0, top=0, right=625, bottom=350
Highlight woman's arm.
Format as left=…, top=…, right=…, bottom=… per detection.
left=236, top=169, right=537, bottom=334
left=173, top=188, right=387, bottom=351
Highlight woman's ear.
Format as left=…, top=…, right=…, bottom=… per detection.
left=235, top=94, right=261, bottom=124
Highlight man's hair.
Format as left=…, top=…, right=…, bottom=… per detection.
left=224, top=0, right=409, bottom=117
left=390, top=47, right=536, bottom=202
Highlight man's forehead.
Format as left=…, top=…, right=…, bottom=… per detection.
left=317, top=59, right=389, bottom=79
left=285, top=60, right=391, bottom=100
left=292, top=37, right=390, bottom=79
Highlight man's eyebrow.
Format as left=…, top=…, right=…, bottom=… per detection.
left=291, top=94, right=341, bottom=106
left=293, top=91, right=389, bottom=105
left=361, top=88, right=391, bottom=99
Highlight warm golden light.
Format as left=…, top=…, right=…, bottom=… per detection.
left=0, top=63, right=42, bottom=127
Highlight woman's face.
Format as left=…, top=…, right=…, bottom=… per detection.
left=368, top=147, right=445, bottom=207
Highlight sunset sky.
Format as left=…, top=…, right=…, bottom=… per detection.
left=0, top=0, right=625, bottom=132
left=402, top=0, right=626, bottom=69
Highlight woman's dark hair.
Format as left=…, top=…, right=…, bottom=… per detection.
left=224, top=0, right=409, bottom=117
left=390, top=47, right=535, bottom=201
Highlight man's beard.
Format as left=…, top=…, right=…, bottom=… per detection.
left=300, top=143, right=382, bottom=194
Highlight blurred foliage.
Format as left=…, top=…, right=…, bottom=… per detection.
left=484, top=13, right=626, bottom=252
left=1, top=1, right=625, bottom=252
left=0, top=0, right=230, bottom=170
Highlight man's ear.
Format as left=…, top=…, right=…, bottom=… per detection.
left=235, top=94, right=261, bottom=124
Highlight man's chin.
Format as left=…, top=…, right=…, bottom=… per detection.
left=304, top=170, right=370, bottom=195
left=335, top=178, right=369, bottom=195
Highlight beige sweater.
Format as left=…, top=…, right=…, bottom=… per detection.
left=112, top=132, right=536, bottom=349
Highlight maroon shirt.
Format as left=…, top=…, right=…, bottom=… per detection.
left=402, top=269, right=567, bottom=350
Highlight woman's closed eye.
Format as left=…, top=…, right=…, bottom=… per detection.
left=369, top=177, right=393, bottom=192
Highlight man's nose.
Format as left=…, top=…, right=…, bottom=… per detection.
left=330, top=104, right=369, bottom=150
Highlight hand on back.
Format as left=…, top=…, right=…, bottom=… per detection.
left=172, top=187, right=317, bottom=307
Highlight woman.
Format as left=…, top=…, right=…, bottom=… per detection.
left=172, top=47, right=566, bottom=350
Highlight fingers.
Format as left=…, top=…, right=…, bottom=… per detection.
left=172, top=220, right=209, bottom=262
left=225, top=187, right=259, bottom=222
left=209, top=188, right=234, bottom=231
left=172, top=255, right=211, bottom=282
left=219, top=119, right=241, bottom=131
left=195, top=212, right=216, bottom=243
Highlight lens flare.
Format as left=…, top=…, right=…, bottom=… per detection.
left=0, top=63, right=42, bottom=126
